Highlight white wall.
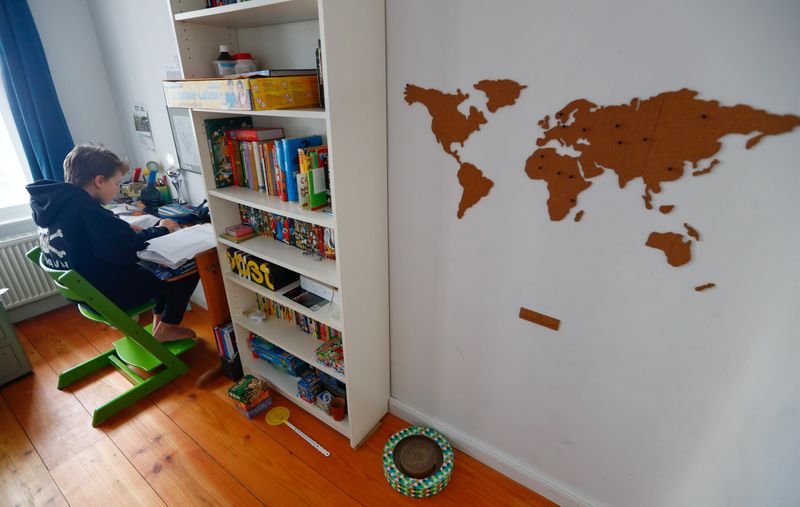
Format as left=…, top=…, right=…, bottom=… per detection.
left=28, top=0, right=126, bottom=156
left=387, top=1, right=800, bottom=506
left=31, top=0, right=208, bottom=306
left=84, top=0, right=206, bottom=206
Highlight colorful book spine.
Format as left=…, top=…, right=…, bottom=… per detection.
left=253, top=142, right=265, bottom=192
left=274, top=142, right=288, bottom=201
left=227, top=127, right=284, bottom=142
left=281, top=135, right=323, bottom=202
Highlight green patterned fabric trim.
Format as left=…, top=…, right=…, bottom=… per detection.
left=382, top=426, right=454, bottom=497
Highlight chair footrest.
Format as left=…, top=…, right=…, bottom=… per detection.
left=114, top=337, right=198, bottom=371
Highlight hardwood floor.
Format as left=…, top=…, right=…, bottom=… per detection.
left=1, top=304, right=555, bottom=506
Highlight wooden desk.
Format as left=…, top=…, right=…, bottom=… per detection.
left=193, top=248, right=229, bottom=328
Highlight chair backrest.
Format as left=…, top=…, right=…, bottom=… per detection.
left=28, top=244, right=123, bottom=310
left=26, top=246, right=146, bottom=328
left=26, top=246, right=89, bottom=303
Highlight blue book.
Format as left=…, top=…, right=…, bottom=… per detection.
left=281, top=135, right=323, bottom=201
left=274, top=141, right=286, bottom=200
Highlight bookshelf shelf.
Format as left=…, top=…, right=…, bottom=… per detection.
left=193, top=108, right=327, bottom=120
left=224, top=272, right=342, bottom=330
left=218, top=235, right=338, bottom=288
left=209, top=186, right=334, bottom=229
left=174, top=0, right=318, bottom=28
left=232, top=312, right=345, bottom=383
left=239, top=345, right=349, bottom=435
left=168, top=0, right=388, bottom=448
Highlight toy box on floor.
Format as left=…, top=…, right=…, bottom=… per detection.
left=228, top=374, right=272, bottom=418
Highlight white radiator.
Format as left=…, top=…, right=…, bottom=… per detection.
left=0, top=233, right=58, bottom=309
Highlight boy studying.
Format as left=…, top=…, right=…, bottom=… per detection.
left=26, top=145, right=199, bottom=342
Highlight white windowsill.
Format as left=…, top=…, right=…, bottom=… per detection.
left=0, top=216, right=36, bottom=242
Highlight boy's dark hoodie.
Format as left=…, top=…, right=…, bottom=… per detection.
left=26, top=180, right=168, bottom=305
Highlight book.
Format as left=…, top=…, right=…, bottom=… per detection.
left=315, top=40, right=325, bottom=109
left=235, top=397, right=272, bottom=419
left=227, top=374, right=268, bottom=403
left=283, top=285, right=328, bottom=311
left=227, top=127, right=284, bottom=142
left=274, top=141, right=287, bottom=201
left=254, top=142, right=266, bottom=192
left=219, top=232, right=257, bottom=243
left=281, top=135, right=323, bottom=201
left=304, top=146, right=329, bottom=210
left=296, top=171, right=309, bottom=208
left=204, top=117, right=253, bottom=188
left=225, top=224, right=254, bottom=237
left=138, top=259, right=197, bottom=281
left=226, top=69, right=316, bottom=78
left=262, top=142, right=274, bottom=196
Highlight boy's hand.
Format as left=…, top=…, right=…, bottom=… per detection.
left=158, top=219, right=180, bottom=233
left=130, top=224, right=143, bottom=232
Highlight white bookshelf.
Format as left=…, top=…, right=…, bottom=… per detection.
left=166, top=0, right=388, bottom=447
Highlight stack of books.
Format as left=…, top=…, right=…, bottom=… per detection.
left=227, top=375, right=272, bottom=419
left=213, top=322, right=237, bottom=360
left=220, top=223, right=256, bottom=243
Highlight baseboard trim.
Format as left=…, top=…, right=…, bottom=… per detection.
left=389, top=397, right=592, bottom=507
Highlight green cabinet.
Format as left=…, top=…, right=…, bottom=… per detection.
left=0, top=290, right=32, bottom=386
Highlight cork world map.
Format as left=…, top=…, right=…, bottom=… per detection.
left=405, top=81, right=800, bottom=279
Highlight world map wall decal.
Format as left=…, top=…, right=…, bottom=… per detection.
left=405, top=81, right=800, bottom=276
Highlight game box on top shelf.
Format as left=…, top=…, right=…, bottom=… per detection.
left=163, top=75, right=320, bottom=111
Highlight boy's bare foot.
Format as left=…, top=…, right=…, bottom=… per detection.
left=153, top=322, right=197, bottom=342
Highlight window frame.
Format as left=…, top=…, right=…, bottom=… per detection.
left=0, top=81, right=35, bottom=236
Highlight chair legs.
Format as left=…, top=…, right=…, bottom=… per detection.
left=57, top=337, right=194, bottom=427
left=57, top=349, right=117, bottom=389
left=91, top=367, right=185, bottom=426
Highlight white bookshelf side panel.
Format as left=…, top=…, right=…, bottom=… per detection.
left=319, top=0, right=389, bottom=447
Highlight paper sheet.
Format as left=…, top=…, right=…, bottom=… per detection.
left=137, top=223, right=215, bottom=269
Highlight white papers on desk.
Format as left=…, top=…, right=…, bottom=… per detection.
left=106, top=203, right=139, bottom=214
left=137, top=223, right=215, bottom=269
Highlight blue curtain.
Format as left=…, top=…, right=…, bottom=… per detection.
left=0, top=0, right=73, bottom=182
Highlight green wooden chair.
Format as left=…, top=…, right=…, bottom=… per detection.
left=26, top=246, right=197, bottom=426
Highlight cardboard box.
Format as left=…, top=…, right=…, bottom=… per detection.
left=163, top=78, right=253, bottom=110
left=250, top=75, right=320, bottom=110
left=163, top=75, right=319, bottom=111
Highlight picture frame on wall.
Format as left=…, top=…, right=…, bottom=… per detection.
left=166, top=107, right=202, bottom=174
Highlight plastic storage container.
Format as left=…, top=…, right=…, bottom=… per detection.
left=234, top=53, right=258, bottom=74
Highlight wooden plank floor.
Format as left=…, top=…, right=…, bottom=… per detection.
left=1, top=304, right=556, bottom=506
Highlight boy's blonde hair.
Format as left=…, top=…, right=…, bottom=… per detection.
left=64, top=144, right=129, bottom=188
